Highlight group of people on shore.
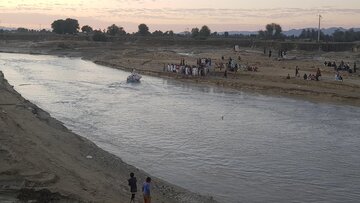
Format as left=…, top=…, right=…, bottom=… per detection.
left=218, top=56, right=258, bottom=74
left=164, top=58, right=212, bottom=77
left=277, top=49, right=288, bottom=58
left=303, top=68, right=322, bottom=81
left=164, top=55, right=261, bottom=79
left=335, top=72, right=344, bottom=81
left=289, top=66, right=323, bottom=81
left=263, top=48, right=287, bottom=59
left=292, top=66, right=345, bottom=82
left=324, top=61, right=357, bottom=73
left=128, top=172, right=152, bottom=203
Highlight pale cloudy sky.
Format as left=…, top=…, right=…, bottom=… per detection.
left=0, top=0, right=359, bottom=32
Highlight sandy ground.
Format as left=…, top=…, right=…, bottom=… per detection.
left=1, top=39, right=359, bottom=106
left=0, top=71, right=217, bottom=202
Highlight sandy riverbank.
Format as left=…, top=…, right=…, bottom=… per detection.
left=0, top=39, right=359, bottom=106
left=0, top=71, right=217, bottom=202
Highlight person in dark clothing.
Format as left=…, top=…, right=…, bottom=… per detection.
left=295, top=66, right=299, bottom=77
left=315, top=68, right=321, bottom=81
left=303, top=73, right=308, bottom=80
left=269, top=50, right=272, bottom=58
left=128, top=172, right=137, bottom=203
left=354, top=62, right=357, bottom=73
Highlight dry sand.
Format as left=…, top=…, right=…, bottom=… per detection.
left=0, top=71, right=217, bottom=202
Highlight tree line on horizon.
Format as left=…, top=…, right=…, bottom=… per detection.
left=49, top=18, right=213, bottom=41
left=3, top=18, right=360, bottom=43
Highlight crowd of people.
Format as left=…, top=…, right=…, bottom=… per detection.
left=324, top=61, right=357, bottom=73
left=291, top=66, right=323, bottom=81
left=162, top=53, right=355, bottom=84
left=164, top=58, right=212, bottom=76
left=217, top=56, right=258, bottom=73
left=164, top=56, right=258, bottom=79
left=294, top=66, right=346, bottom=82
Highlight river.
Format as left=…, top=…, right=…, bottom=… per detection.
left=1, top=53, right=360, bottom=203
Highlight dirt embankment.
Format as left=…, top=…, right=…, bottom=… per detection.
left=0, top=71, right=216, bottom=202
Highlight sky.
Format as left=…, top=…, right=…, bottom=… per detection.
left=0, top=0, right=360, bottom=32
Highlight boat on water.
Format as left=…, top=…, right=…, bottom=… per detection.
left=127, top=70, right=142, bottom=83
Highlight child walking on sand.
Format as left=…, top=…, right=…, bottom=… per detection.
left=128, top=172, right=137, bottom=203
left=142, top=177, right=151, bottom=203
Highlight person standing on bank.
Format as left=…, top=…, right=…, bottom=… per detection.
left=142, top=177, right=152, bottom=203
left=128, top=172, right=137, bottom=203
left=354, top=62, right=357, bottom=73
left=295, top=66, right=300, bottom=77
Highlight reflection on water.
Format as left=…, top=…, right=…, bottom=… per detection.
left=1, top=53, right=360, bottom=203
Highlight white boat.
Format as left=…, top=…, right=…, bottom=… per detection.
left=127, top=71, right=142, bottom=83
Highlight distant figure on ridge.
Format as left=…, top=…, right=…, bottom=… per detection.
left=354, top=62, right=357, bottom=73
left=142, top=177, right=152, bottom=203
left=128, top=172, right=137, bottom=203
left=295, top=66, right=300, bottom=77
left=316, top=68, right=322, bottom=81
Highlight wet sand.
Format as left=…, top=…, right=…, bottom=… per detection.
left=0, top=71, right=216, bottom=202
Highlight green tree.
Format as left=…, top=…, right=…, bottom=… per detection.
left=265, top=24, right=274, bottom=38
left=164, top=30, right=174, bottom=36
left=81, top=25, right=93, bottom=33
left=152, top=30, right=163, bottom=36
left=51, top=18, right=79, bottom=34
left=138, top=24, right=150, bottom=35
left=299, top=29, right=307, bottom=38
left=17, top=27, right=29, bottom=32
left=107, top=24, right=126, bottom=36
left=92, top=30, right=107, bottom=42
left=64, top=18, right=79, bottom=34
left=199, top=25, right=211, bottom=38
left=344, top=29, right=357, bottom=42
left=191, top=27, right=199, bottom=38
left=264, top=23, right=282, bottom=39
left=333, top=30, right=345, bottom=42
left=51, top=19, right=65, bottom=34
